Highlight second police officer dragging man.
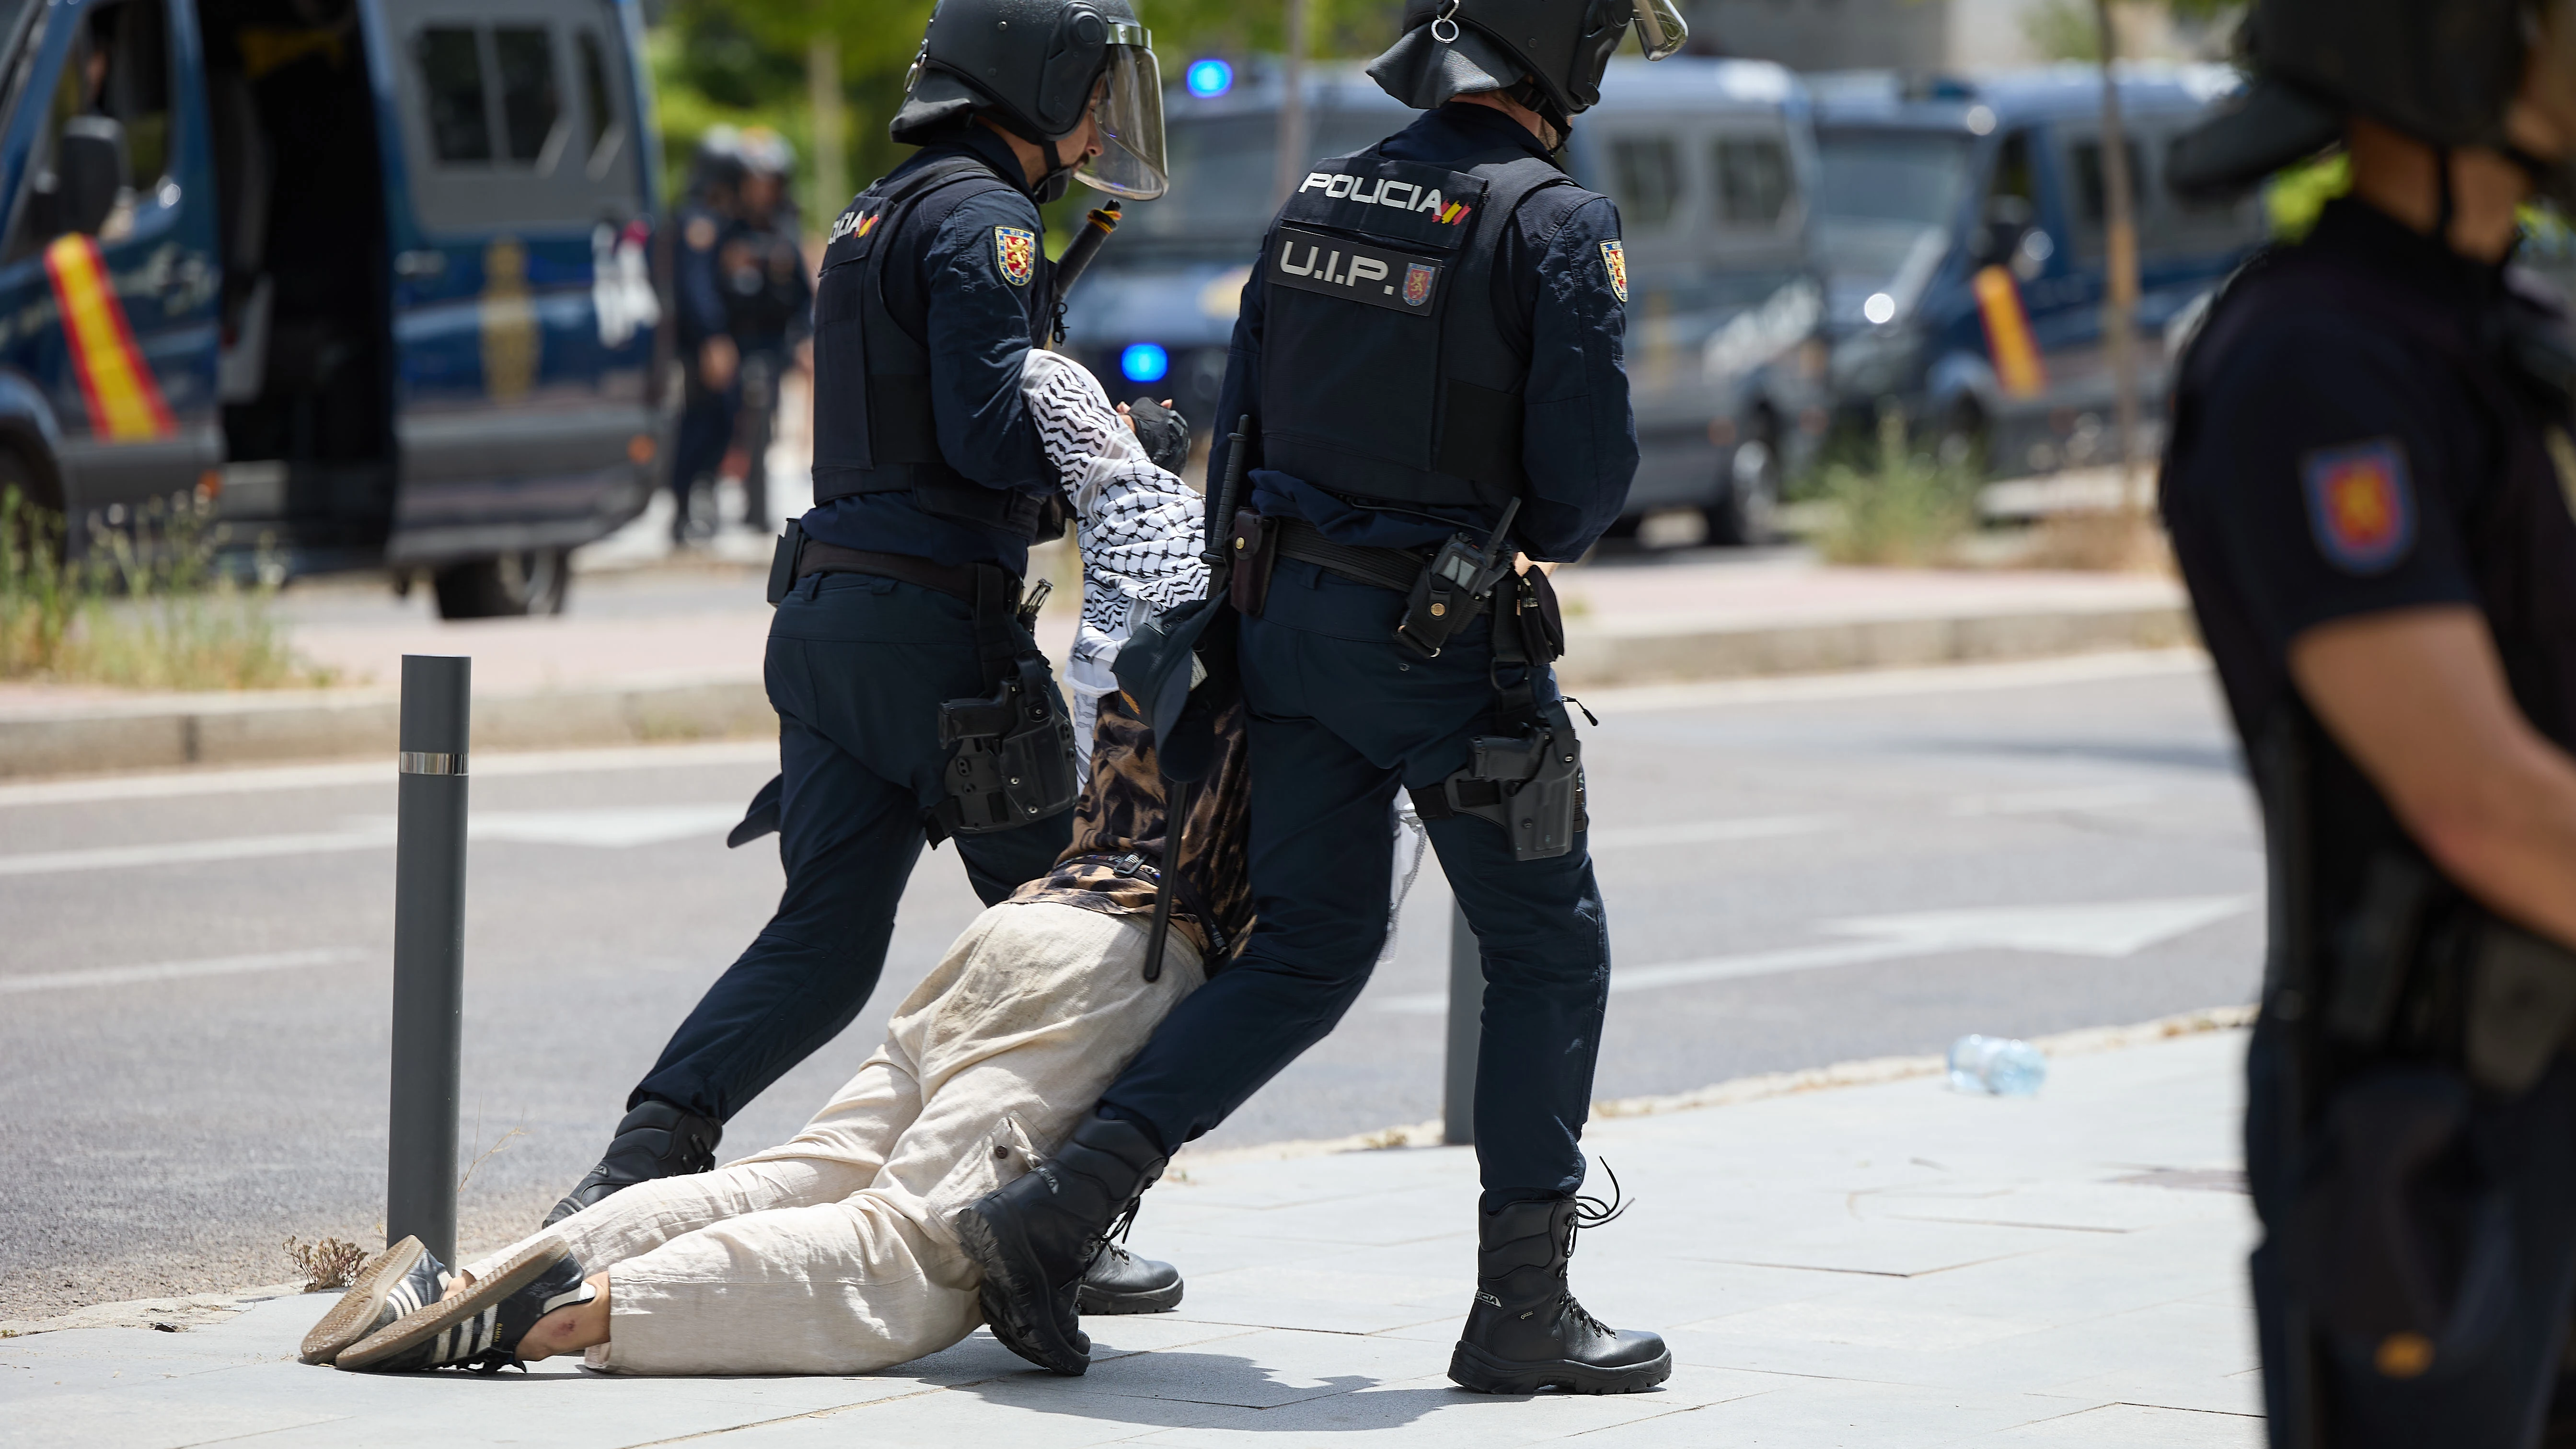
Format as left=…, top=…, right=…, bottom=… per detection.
left=543, top=0, right=1185, bottom=1315
left=957, top=0, right=1687, bottom=1394
left=2164, top=0, right=2576, bottom=1443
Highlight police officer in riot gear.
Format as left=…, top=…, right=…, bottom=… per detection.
left=670, top=130, right=748, bottom=544
left=720, top=128, right=812, bottom=532
left=956, top=0, right=1685, bottom=1390
left=546, top=0, right=1182, bottom=1316
left=2163, top=2, right=2576, bottom=1442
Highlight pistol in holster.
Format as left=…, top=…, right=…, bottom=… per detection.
left=928, top=568, right=1077, bottom=841
left=1411, top=568, right=1583, bottom=861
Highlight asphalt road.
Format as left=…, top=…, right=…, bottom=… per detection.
left=0, top=649, right=2264, bottom=1320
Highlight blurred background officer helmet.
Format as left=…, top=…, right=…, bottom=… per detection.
left=1365, top=0, right=1689, bottom=129
left=889, top=0, right=1167, bottom=200
left=2171, top=0, right=2576, bottom=204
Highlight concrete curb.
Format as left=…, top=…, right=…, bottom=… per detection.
left=0, top=602, right=2196, bottom=778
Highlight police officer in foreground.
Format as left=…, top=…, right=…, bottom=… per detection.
left=958, top=0, right=1682, bottom=1391
left=2162, top=2, right=2576, bottom=1442
left=544, top=0, right=1187, bottom=1315
left=670, top=130, right=747, bottom=544
left=720, top=128, right=813, bottom=532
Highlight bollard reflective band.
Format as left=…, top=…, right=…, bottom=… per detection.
left=398, top=751, right=467, bottom=776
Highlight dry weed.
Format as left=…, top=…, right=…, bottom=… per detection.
left=284, top=1236, right=369, bottom=1293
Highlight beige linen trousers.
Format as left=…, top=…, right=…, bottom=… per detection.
left=467, top=900, right=1201, bottom=1375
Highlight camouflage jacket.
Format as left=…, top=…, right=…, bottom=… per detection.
left=1008, top=686, right=1252, bottom=969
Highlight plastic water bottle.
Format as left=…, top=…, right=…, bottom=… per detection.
left=1947, top=1035, right=2046, bottom=1096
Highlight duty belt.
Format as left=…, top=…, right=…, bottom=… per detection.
left=793, top=540, right=1019, bottom=609
left=1271, top=516, right=1430, bottom=595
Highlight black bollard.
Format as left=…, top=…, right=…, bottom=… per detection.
left=387, top=655, right=470, bottom=1264
left=1443, top=899, right=1482, bottom=1146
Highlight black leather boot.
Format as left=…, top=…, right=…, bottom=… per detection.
left=1448, top=1195, right=1672, bottom=1394
left=955, top=1113, right=1167, bottom=1374
left=1079, top=1241, right=1183, bottom=1314
left=542, top=1101, right=722, bottom=1227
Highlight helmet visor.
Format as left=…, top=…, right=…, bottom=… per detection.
left=1078, top=34, right=1168, bottom=200
left=1630, top=0, right=1688, bottom=61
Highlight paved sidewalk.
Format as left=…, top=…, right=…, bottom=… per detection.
left=2, top=1024, right=2262, bottom=1449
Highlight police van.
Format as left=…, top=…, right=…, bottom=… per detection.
left=1785, top=67, right=2265, bottom=477
left=0, top=0, right=664, bottom=617
left=1062, top=57, right=1819, bottom=545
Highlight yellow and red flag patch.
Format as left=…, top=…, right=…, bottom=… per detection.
left=45, top=233, right=174, bottom=442
left=993, top=226, right=1037, bottom=288
left=2302, top=438, right=2414, bottom=574
left=1600, top=240, right=1627, bottom=304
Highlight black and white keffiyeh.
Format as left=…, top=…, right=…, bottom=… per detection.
left=1019, top=350, right=1207, bottom=681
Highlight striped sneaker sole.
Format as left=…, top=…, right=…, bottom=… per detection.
left=334, top=1237, right=569, bottom=1373
left=297, top=1237, right=428, bottom=1366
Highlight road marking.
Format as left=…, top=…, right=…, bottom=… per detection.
left=1580, top=648, right=2208, bottom=716
left=0, top=804, right=753, bottom=876
left=0, top=739, right=778, bottom=809
left=1589, top=814, right=1845, bottom=849
left=1374, top=894, right=2254, bottom=1012
left=0, top=947, right=365, bottom=994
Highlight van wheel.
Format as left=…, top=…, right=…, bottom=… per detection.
left=1708, top=435, right=1780, bottom=547
left=433, top=549, right=569, bottom=619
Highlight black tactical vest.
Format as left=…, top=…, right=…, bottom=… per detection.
left=1255, top=148, right=1577, bottom=515
left=810, top=154, right=1057, bottom=540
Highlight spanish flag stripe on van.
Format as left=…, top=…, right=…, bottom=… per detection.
left=45, top=233, right=176, bottom=441
left=1970, top=265, right=2046, bottom=401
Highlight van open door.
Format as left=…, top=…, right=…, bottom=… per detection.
left=371, top=0, right=656, bottom=616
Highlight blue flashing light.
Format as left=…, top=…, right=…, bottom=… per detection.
left=1120, top=342, right=1170, bottom=383
left=1185, top=58, right=1233, bottom=99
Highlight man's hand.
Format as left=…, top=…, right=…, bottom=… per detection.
left=699, top=335, right=740, bottom=391
left=2292, top=605, right=2576, bottom=950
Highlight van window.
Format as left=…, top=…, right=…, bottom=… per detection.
left=1712, top=134, right=1790, bottom=227
left=2067, top=135, right=2147, bottom=257
left=1607, top=136, right=1681, bottom=229
left=398, top=3, right=642, bottom=233
left=575, top=28, right=624, bottom=177
left=6, top=0, right=174, bottom=261
left=1119, top=109, right=1407, bottom=249
left=492, top=26, right=561, bottom=164
left=416, top=26, right=489, bottom=163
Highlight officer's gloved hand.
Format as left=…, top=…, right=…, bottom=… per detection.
left=1122, top=397, right=1190, bottom=476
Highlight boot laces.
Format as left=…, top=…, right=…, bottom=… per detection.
left=1556, top=1159, right=1632, bottom=1337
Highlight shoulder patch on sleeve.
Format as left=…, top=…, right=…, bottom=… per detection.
left=2301, top=437, right=2415, bottom=574
left=1599, top=239, right=1627, bottom=304
left=993, top=226, right=1037, bottom=287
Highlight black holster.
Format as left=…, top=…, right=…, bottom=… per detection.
left=1410, top=570, right=1582, bottom=861
left=930, top=566, right=1077, bottom=841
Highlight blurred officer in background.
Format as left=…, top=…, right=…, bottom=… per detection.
left=543, top=0, right=1178, bottom=1315
left=670, top=128, right=746, bottom=544
left=2163, top=2, right=2576, bottom=1443
left=957, top=0, right=1683, bottom=1393
left=721, top=128, right=814, bottom=533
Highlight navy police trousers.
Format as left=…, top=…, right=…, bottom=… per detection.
left=2246, top=1010, right=2576, bottom=1447
left=1099, top=558, right=1611, bottom=1206
left=631, top=570, right=1072, bottom=1122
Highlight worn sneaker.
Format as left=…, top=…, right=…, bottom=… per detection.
left=334, top=1237, right=592, bottom=1373
left=298, top=1236, right=449, bottom=1366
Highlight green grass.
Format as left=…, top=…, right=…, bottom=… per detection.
left=0, top=487, right=333, bottom=691
left=1808, top=408, right=1984, bottom=567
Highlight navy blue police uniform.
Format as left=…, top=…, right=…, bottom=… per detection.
left=1093, top=100, right=1637, bottom=1206
left=719, top=204, right=814, bottom=527
left=2164, top=196, right=2576, bottom=1445
left=670, top=197, right=739, bottom=538
left=626, top=123, right=1075, bottom=1124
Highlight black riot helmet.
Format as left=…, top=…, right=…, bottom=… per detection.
left=889, top=0, right=1167, bottom=200
left=1367, top=0, right=1688, bottom=131
left=2170, top=0, right=2576, bottom=203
